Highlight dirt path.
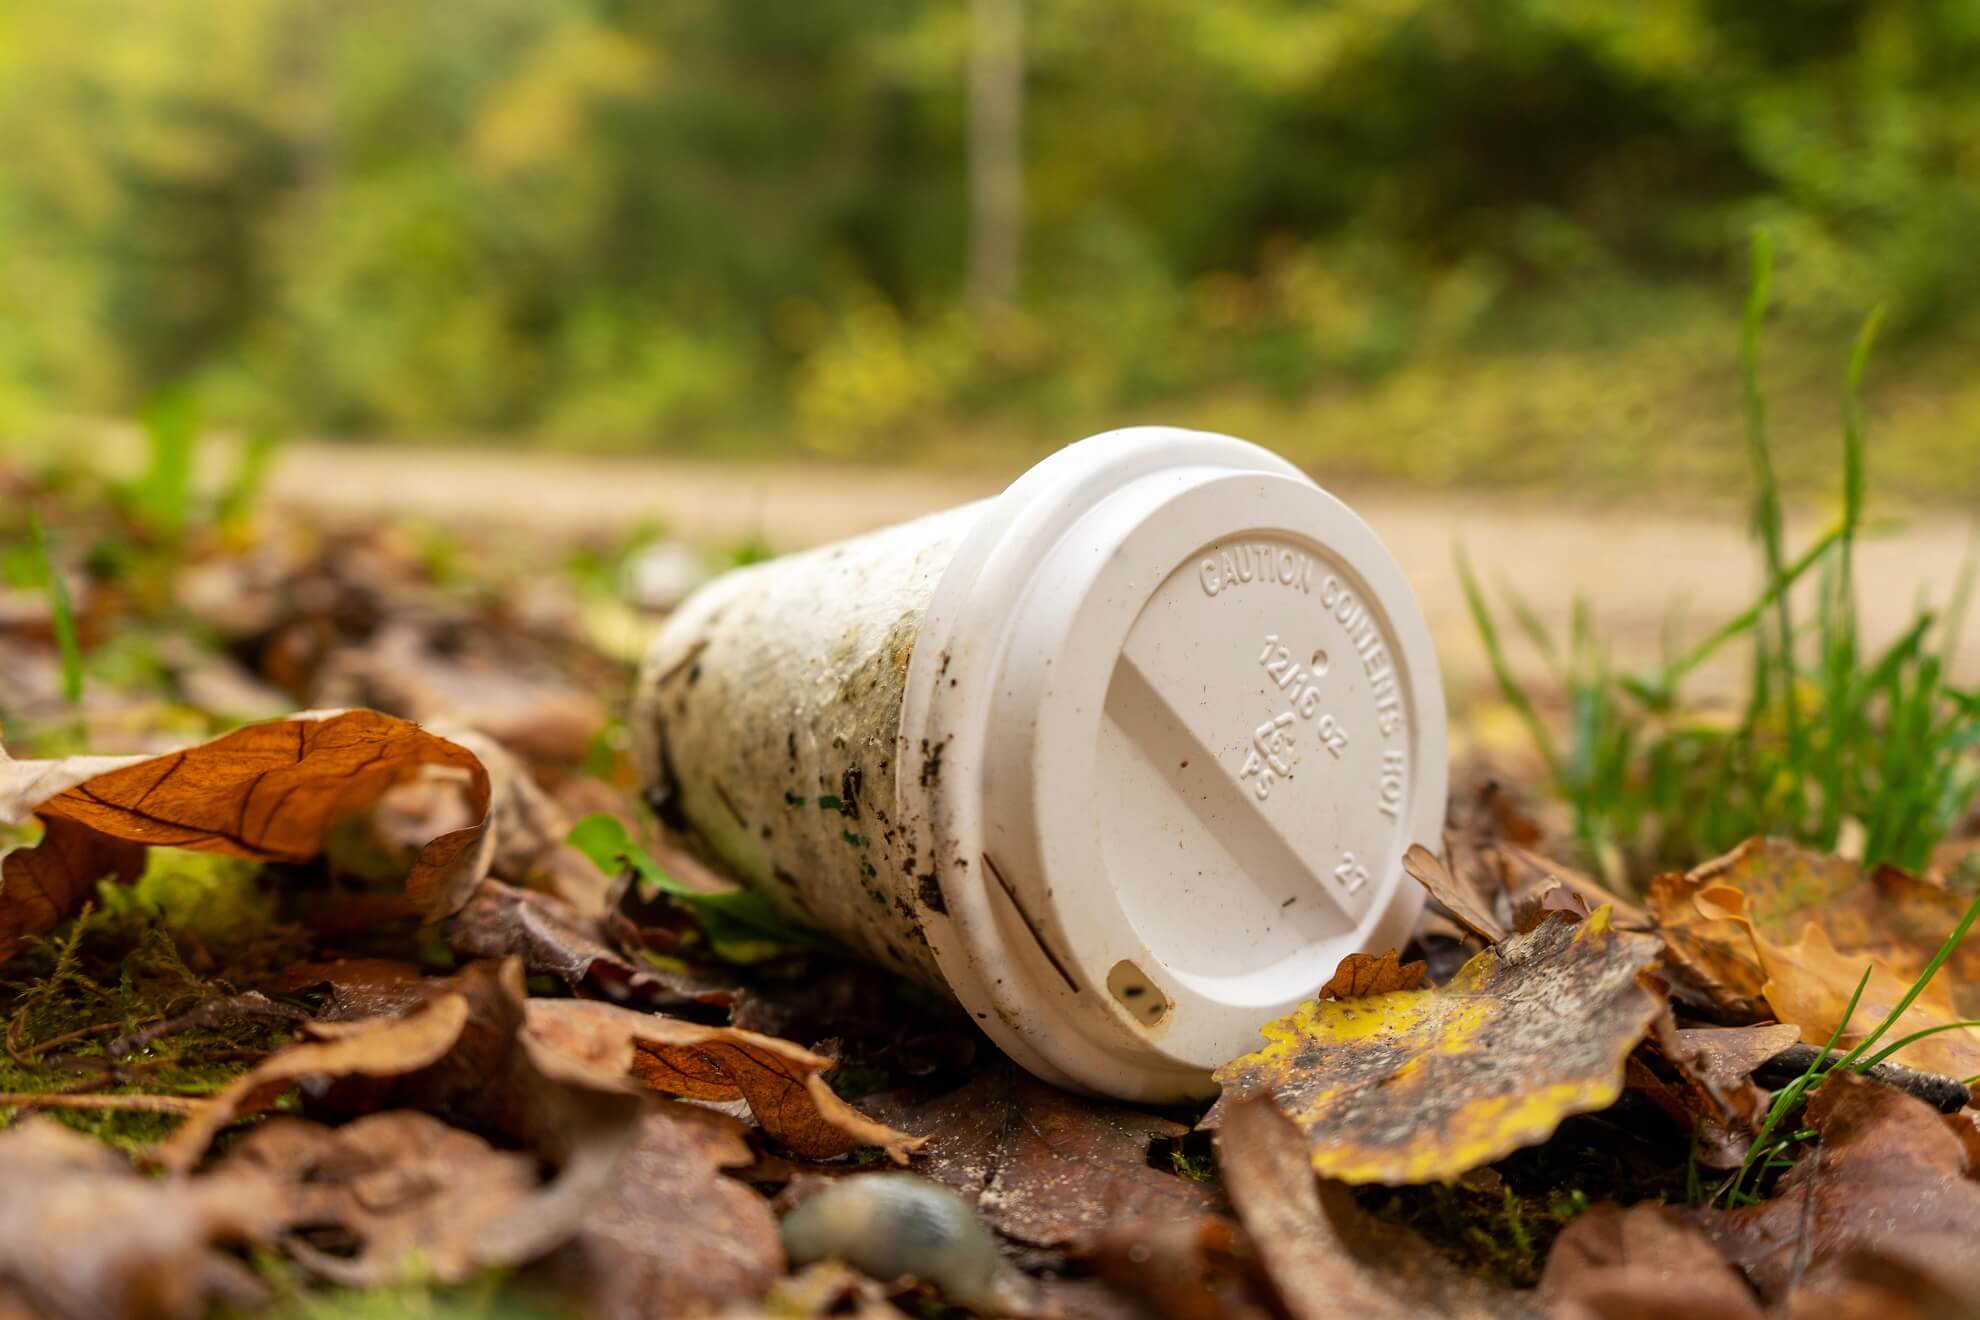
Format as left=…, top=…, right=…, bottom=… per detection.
left=268, top=442, right=1978, bottom=698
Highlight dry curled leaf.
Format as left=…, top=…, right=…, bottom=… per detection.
left=1320, top=949, right=1427, bottom=1000
left=1667, top=1023, right=1803, bottom=1109
left=539, top=1100, right=784, bottom=1320
left=449, top=877, right=735, bottom=1013
left=1213, top=1097, right=1533, bottom=1319
left=155, top=988, right=474, bottom=1173
left=523, top=996, right=923, bottom=1163
left=1697, top=885, right=1980, bottom=1082
left=1650, top=838, right=1980, bottom=1022
left=1210, top=910, right=1664, bottom=1184
left=268, top=958, right=430, bottom=1022
left=0, top=710, right=494, bottom=962
left=1539, top=1203, right=1760, bottom=1320
left=217, top=1112, right=542, bottom=1287
left=1688, top=1071, right=1980, bottom=1307
left=1513, top=884, right=1594, bottom=934
left=0, top=1117, right=279, bottom=1320
left=1402, top=843, right=1507, bottom=943
left=158, top=959, right=645, bottom=1278
left=855, top=1060, right=1222, bottom=1249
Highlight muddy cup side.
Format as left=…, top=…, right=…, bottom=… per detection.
left=630, top=506, right=981, bottom=987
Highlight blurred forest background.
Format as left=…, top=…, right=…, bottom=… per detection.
left=1, top=0, right=1976, bottom=497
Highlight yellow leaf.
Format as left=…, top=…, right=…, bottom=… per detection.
left=1210, top=910, right=1664, bottom=1184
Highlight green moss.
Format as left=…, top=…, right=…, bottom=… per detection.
left=1357, top=1182, right=1592, bottom=1289
left=0, top=849, right=314, bottom=1153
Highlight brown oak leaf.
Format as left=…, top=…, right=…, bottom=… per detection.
left=1214, top=1096, right=1533, bottom=1319
left=539, top=1100, right=785, bottom=1319
left=855, top=1060, right=1222, bottom=1249
left=0, top=1118, right=280, bottom=1320
left=1320, top=949, right=1427, bottom=1000
left=1688, top=1071, right=1980, bottom=1305
left=0, top=710, right=494, bottom=962
left=522, top=996, right=922, bottom=1163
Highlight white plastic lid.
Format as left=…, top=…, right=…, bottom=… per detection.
left=898, top=427, right=1446, bottom=1101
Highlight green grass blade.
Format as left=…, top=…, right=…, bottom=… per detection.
left=216, top=425, right=282, bottom=526
left=1664, top=526, right=1844, bottom=684
left=27, top=511, right=84, bottom=707
left=1457, top=542, right=1562, bottom=778
left=1740, top=229, right=1798, bottom=736
left=1941, top=532, right=1977, bottom=673
left=134, top=387, right=199, bottom=539
left=1836, top=889, right=1980, bottom=1071
left=1856, top=1019, right=1980, bottom=1072
left=1723, top=963, right=1871, bottom=1204
left=1840, top=304, right=1883, bottom=552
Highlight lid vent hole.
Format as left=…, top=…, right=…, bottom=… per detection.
left=1107, top=960, right=1172, bottom=1028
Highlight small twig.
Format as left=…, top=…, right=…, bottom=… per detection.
left=0, top=1092, right=202, bottom=1115
left=1758, top=1044, right=1970, bottom=1113
left=49, top=1048, right=273, bottom=1096
left=107, top=992, right=306, bottom=1058
left=15, top=1019, right=123, bottom=1060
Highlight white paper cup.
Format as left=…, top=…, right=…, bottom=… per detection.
left=633, top=428, right=1446, bottom=1101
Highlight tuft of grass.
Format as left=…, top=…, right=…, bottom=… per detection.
left=1465, top=234, right=1980, bottom=882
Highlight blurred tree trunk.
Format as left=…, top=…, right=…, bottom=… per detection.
left=967, top=0, right=1023, bottom=315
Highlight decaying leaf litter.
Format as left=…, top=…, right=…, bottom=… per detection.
left=5, top=338, right=1980, bottom=1315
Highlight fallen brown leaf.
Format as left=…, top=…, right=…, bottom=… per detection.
left=1780, top=1249, right=1980, bottom=1320
left=523, top=996, right=922, bottom=1162
left=1698, top=885, right=1980, bottom=1081
left=1213, top=1096, right=1533, bottom=1319
left=216, top=1111, right=541, bottom=1286
left=158, top=959, right=645, bottom=1279
left=1688, top=1070, right=1980, bottom=1305
left=1538, top=1203, right=1760, bottom=1320
left=1079, top=1215, right=1270, bottom=1320
left=1210, top=911, right=1664, bottom=1184
left=1647, top=870, right=1771, bottom=1018
left=1667, top=1023, right=1803, bottom=1111
left=1651, top=1020, right=1803, bottom=1168
left=1495, top=842, right=1650, bottom=929
left=268, top=958, right=430, bottom=1021
left=1320, top=949, right=1427, bottom=999
left=1403, top=843, right=1508, bottom=943
left=855, top=1060, right=1221, bottom=1249
left=450, top=877, right=735, bottom=1012
left=538, top=1100, right=784, bottom=1319
left=1651, top=838, right=1980, bottom=1021
left=0, top=817, right=144, bottom=964
left=155, top=987, right=474, bottom=1173
left=0, top=1117, right=278, bottom=1320
left=0, top=710, right=495, bottom=963
left=1512, top=884, right=1594, bottom=933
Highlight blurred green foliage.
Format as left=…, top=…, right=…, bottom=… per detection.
left=0, top=0, right=1975, bottom=482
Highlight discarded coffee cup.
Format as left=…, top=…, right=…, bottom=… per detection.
left=633, top=428, right=1446, bottom=1100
